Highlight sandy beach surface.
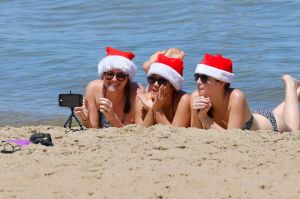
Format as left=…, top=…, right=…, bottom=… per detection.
left=0, top=125, right=299, bottom=199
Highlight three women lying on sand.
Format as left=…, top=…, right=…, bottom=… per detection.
left=75, top=47, right=300, bottom=132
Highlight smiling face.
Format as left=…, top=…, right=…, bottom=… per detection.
left=147, top=74, right=173, bottom=98
left=103, top=69, right=129, bottom=92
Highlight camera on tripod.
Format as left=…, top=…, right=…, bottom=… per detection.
left=58, top=91, right=84, bottom=130
left=58, top=93, right=83, bottom=108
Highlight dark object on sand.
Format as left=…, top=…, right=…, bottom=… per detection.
left=30, top=133, right=53, bottom=146
left=1, top=143, right=21, bottom=154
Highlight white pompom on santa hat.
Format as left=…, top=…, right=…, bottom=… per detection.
left=147, top=53, right=184, bottom=90
left=98, top=46, right=136, bottom=80
left=195, top=53, right=234, bottom=83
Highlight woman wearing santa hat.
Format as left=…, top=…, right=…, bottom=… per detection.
left=75, top=46, right=143, bottom=128
left=191, top=53, right=300, bottom=132
left=135, top=48, right=191, bottom=127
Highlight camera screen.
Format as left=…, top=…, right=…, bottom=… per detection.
left=58, top=94, right=83, bottom=108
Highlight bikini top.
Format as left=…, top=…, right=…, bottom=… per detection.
left=99, top=112, right=111, bottom=128
left=242, top=114, right=254, bottom=130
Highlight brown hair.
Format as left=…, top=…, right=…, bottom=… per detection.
left=123, top=80, right=131, bottom=113
left=208, top=82, right=230, bottom=117
left=224, top=83, right=230, bottom=92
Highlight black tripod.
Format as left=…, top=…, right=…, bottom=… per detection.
left=64, top=107, right=84, bottom=130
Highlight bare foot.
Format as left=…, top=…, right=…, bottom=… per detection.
left=142, top=51, right=165, bottom=73
left=142, top=48, right=185, bottom=74
left=164, top=48, right=185, bottom=59
left=142, top=61, right=151, bottom=73
left=282, top=75, right=300, bottom=100
left=282, top=74, right=300, bottom=87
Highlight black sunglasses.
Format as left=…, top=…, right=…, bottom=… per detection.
left=194, top=74, right=209, bottom=84
left=104, top=71, right=128, bottom=81
left=147, top=76, right=168, bottom=86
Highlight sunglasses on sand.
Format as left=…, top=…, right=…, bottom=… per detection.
left=104, top=71, right=128, bottom=81
left=147, top=76, right=168, bottom=86
left=194, top=74, right=209, bottom=84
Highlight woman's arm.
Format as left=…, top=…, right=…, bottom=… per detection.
left=106, top=113, right=124, bottom=127
left=152, top=89, right=190, bottom=127
left=135, top=97, right=155, bottom=127
left=151, top=87, right=173, bottom=126
left=190, top=91, right=203, bottom=128
left=83, top=81, right=100, bottom=128
left=199, top=116, right=226, bottom=130
left=192, top=92, right=225, bottom=130
left=168, top=93, right=191, bottom=127
left=227, top=89, right=250, bottom=129
left=200, top=89, right=250, bottom=130
left=99, top=97, right=126, bottom=128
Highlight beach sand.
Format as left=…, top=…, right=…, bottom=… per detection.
left=0, top=125, right=299, bottom=199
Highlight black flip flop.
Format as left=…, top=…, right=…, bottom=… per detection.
left=1, top=143, right=21, bottom=154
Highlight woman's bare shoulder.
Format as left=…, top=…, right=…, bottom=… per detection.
left=228, top=88, right=247, bottom=105
left=86, top=79, right=103, bottom=89
left=229, top=88, right=246, bottom=99
left=85, top=80, right=103, bottom=97
left=178, top=90, right=190, bottom=98
left=174, top=90, right=191, bottom=105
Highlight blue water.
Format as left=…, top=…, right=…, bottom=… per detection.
left=1, top=0, right=300, bottom=126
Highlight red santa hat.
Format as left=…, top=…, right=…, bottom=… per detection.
left=195, top=53, right=234, bottom=83
left=147, top=53, right=184, bottom=90
left=98, top=46, right=136, bottom=80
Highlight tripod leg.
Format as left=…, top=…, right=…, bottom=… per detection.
left=64, top=114, right=73, bottom=128
left=64, top=115, right=71, bottom=128
left=69, top=116, right=72, bottom=129
left=73, top=113, right=84, bottom=130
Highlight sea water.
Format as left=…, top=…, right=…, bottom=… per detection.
left=0, top=0, right=299, bottom=126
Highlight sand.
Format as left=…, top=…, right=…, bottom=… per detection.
left=0, top=125, right=300, bottom=199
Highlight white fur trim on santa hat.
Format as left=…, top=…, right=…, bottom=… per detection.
left=147, top=63, right=184, bottom=90
left=98, top=55, right=136, bottom=80
left=195, top=64, right=234, bottom=83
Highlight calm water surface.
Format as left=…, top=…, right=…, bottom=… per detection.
left=0, top=0, right=299, bottom=126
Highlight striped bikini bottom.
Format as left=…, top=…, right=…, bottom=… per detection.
left=243, top=109, right=278, bottom=132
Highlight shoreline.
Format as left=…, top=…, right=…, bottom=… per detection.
left=1, top=125, right=300, bottom=198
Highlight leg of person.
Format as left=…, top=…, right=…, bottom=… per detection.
left=273, top=86, right=300, bottom=117
left=273, top=75, right=300, bottom=131
left=142, top=50, right=166, bottom=74
left=298, top=86, right=300, bottom=102
left=164, top=48, right=185, bottom=59
left=273, top=86, right=300, bottom=113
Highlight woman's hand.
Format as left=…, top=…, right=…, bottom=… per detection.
left=74, top=98, right=90, bottom=121
left=152, top=86, right=169, bottom=112
left=99, top=97, right=116, bottom=121
left=192, top=96, right=211, bottom=120
left=137, top=88, right=153, bottom=111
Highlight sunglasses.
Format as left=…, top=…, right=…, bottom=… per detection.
left=147, top=76, right=168, bottom=86
left=104, top=71, right=128, bottom=81
left=194, top=74, right=209, bottom=84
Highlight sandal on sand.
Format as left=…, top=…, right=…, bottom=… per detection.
left=30, top=133, right=53, bottom=147
left=1, top=143, right=21, bottom=154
